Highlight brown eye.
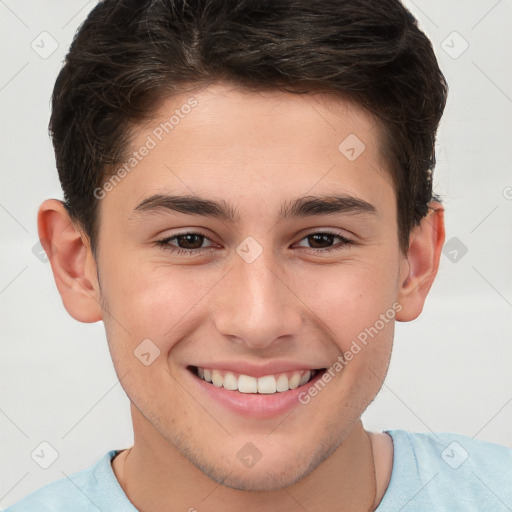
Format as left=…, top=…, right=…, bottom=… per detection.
left=306, top=233, right=337, bottom=249
left=173, top=233, right=205, bottom=250
left=296, top=231, right=353, bottom=252
left=155, top=230, right=215, bottom=255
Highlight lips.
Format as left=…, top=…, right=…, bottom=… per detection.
left=186, top=364, right=329, bottom=418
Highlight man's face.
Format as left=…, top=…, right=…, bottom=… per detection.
left=94, top=82, right=406, bottom=490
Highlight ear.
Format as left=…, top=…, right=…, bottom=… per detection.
left=37, top=199, right=103, bottom=323
left=395, top=202, right=445, bottom=322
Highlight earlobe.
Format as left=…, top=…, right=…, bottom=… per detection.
left=395, top=202, right=445, bottom=322
left=37, top=199, right=103, bottom=323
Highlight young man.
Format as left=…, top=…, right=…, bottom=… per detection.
left=7, top=0, right=511, bottom=510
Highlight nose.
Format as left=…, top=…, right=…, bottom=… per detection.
left=213, top=247, right=303, bottom=350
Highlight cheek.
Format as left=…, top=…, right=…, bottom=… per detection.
left=101, top=257, right=218, bottom=344
left=294, top=260, right=399, bottom=401
left=297, top=260, right=399, bottom=347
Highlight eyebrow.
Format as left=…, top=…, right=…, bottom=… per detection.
left=131, top=193, right=377, bottom=223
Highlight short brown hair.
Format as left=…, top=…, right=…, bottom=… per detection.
left=50, top=0, right=448, bottom=255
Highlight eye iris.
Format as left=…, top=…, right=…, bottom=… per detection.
left=177, top=234, right=204, bottom=249
left=309, top=234, right=335, bottom=249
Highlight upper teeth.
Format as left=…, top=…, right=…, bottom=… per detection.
left=197, top=367, right=316, bottom=394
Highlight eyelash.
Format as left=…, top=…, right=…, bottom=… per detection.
left=154, top=230, right=354, bottom=256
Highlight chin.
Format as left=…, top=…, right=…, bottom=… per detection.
left=183, top=437, right=335, bottom=492
left=200, top=459, right=309, bottom=491
left=220, top=472, right=298, bottom=492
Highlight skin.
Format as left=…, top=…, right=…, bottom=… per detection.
left=39, top=82, right=444, bottom=511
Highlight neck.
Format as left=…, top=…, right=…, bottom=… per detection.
left=113, top=410, right=386, bottom=512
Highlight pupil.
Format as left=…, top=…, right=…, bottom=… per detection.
left=309, top=234, right=333, bottom=248
left=178, top=234, right=203, bottom=249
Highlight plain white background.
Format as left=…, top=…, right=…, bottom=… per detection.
left=1, top=0, right=511, bottom=508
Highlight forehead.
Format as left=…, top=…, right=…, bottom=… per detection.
left=101, top=82, right=395, bottom=222
left=147, top=82, right=384, bottom=160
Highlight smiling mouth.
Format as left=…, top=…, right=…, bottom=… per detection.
left=188, top=365, right=327, bottom=394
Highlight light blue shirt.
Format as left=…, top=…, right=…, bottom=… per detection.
left=5, top=429, right=512, bottom=511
